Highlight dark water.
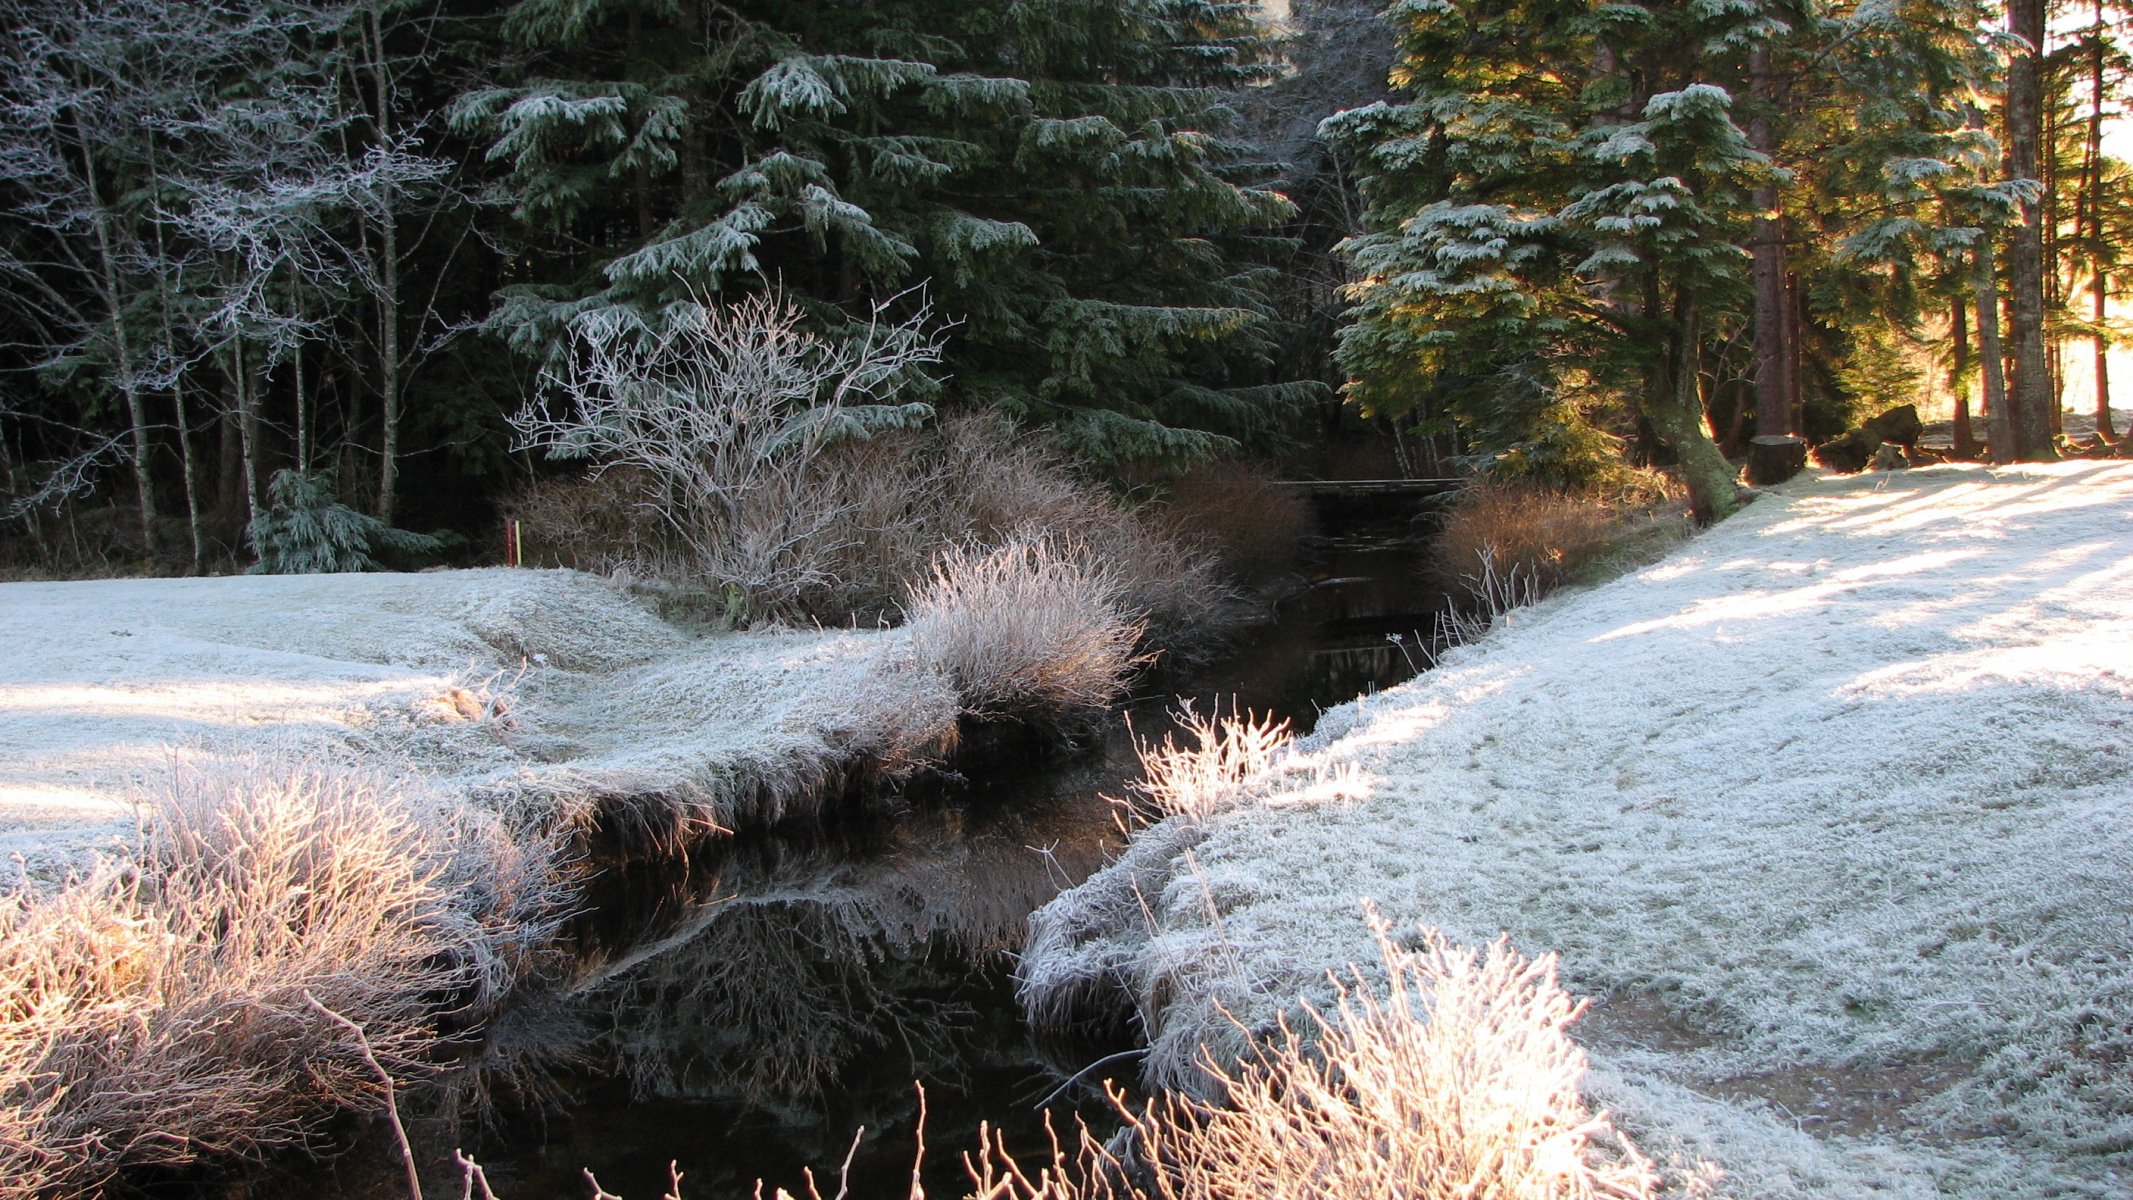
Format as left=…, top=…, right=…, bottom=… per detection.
left=287, top=518, right=1453, bottom=1200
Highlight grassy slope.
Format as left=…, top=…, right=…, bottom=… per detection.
left=0, top=567, right=956, bottom=882
left=1022, top=462, right=2133, bottom=1198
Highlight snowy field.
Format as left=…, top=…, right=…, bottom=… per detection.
left=1024, top=461, right=2133, bottom=1198
left=0, top=568, right=952, bottom=883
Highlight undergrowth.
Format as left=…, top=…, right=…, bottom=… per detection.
left=0, top=760, right=567, bottom=1199
left=1431, top=478, right=1690, bottom=639
left=508, top=413, right=1247, bottom=654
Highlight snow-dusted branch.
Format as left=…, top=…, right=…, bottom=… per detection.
left=510, top=291, right=944, bottom=611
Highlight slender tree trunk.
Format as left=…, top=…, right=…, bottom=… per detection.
left=290, top=272, right=311, bottom=474
left=2097, top=279, right=2116, bottom=441
left=1787, top=270, right=1806, bottom=431
left=2089, top=1, right=2116, bottom=444
left=78, top=135, right=160, bottom=554
left=172, top=377, right=203, bottom=571
left=1977, top=248, right=2013, bottom=458
left=1952, top=297, right=1979, bottom=457
left=144, top=151, right=202, bottom=569
left=2006, top=0, right=2062, bottom=460
left=1749, top=42, right=1793, bottom=438
left=367, top=2, right=405, bottom=523
left=234, top=341, right=264, bottom=532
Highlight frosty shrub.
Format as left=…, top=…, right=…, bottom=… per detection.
left=509, top=292, right=943, bottom=619
left=1121, top=703, right=1293, bottom=822
left=508, top=404, right=1244, bottom=655
left=0, top=761, right=567, bottom=1198
left=248, top=469, right=443, bottom=574
left=964, top=917, right=1654, bottom=1200
left=904, top=533, right=1147, bottom=726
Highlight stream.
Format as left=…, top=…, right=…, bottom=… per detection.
left=282, top=514, right=1454, bottom=1200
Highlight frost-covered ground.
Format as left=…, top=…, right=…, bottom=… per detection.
left=1023, top=461, right=2133, bottom=1198
left=0, top=568, right=953, bottom=882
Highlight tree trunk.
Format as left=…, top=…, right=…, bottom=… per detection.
left=1645, top=287, right=1738, bottom=523
left=2098, top=276, right=2116, bottom=442
left=2088, top=2, right=2116, bottom=444
left=173, top=377, right=203, bottom=572
left=2005, top=0, right=2062, bottom=460
left=367, top=1, right=405, bottom=524
left=1749, top=42, right=1793, bottom=438
left=78, top=135, right=159, bottom=554
left=1976, top=248, right=2013, bottom=459
left=234, top=342, right=265, bottom=533
left=1951, top=297, right=1979, bottom=457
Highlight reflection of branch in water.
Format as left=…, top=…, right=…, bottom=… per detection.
left=599, top=900, right=975, bottom=1104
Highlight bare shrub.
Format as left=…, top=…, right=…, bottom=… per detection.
left=1120, top=703, right=1293, bottom=823
left=0, top=761, right=567, bottom=1198
left=904, top=533, right=1147, bottom=726
left=1155, top=461, right=1312, bottom=585
left=1433, top=482, right=1619, bottom=605
left=509, top=291, right=943, bottom=620
left=502, top=466, right=676, bottom=577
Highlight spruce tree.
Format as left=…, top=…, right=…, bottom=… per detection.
left=454, top=0, right=1312, bottom=463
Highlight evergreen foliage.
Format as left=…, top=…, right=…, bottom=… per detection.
left=455, top=0, right=1313, bottom=463
left=247, top=469, right=441, bottom=573
left=1323, top=0, right=2014, bottom=510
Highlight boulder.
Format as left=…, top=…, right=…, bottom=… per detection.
left=1814, top=404, right=1925, bottom=473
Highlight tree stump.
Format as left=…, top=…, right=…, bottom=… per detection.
left=1748, top=435, right=1808, bottom=485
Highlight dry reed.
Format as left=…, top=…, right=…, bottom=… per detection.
left=0, top=760, right=567, bottom=1199
left=1119, top=704, right=1293, bottom=823
left=904, top=532, right=1148, bottom=726
left=1433, top=482, right=1619, bottom=604
left=971, top=915, right=1655, bottom=1200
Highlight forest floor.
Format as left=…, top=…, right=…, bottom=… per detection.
left=1023, top=460, right=2133, bottom=1198
left=0, top=568, right=955, bottom=885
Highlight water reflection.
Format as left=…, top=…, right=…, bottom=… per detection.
left=453, top=518, right=1453, bottom=1200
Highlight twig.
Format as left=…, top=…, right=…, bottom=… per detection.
left=1029, top=1048, right=1149, bottom=1111
left=305, top=990, right=423, bottom=1200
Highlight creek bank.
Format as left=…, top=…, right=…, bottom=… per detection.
left=0, top=566, right=970, bottom=881
left=1018, top=461, right=2133, bottom=1199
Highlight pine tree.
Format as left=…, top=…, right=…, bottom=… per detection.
left=454, top=0, right=1311, bottom=464
left=1325, top=0, right=1773, bottom=519
left=1327, top=0, right=2011, bottom=513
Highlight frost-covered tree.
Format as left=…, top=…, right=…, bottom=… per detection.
left=1325, top=0, right=2013, bottom=514
left=455, top=0, right=1311, bottom=463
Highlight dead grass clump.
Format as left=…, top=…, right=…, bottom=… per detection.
left=970, top=917, right=1654, bottom=1200
left=1433, top=482, right=1619, bottom=604
left=1156, top=462, right=1311, bottom=585
left=904, top=533, right=1147, bottom=726
left=1120, top=704, right=1293, bottom=823
left=0, top=761, right=567, bottom=1198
